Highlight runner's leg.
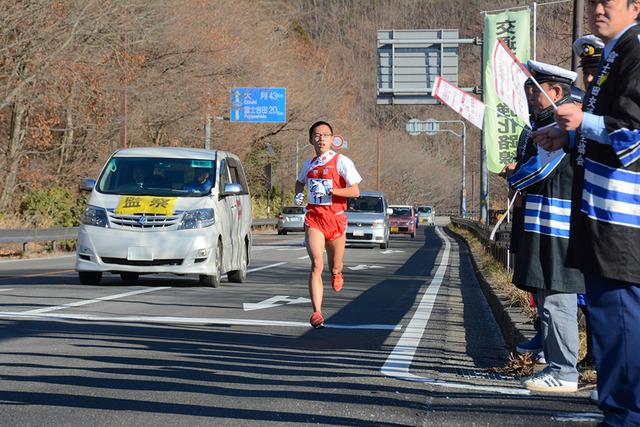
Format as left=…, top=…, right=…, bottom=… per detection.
left=326, top=234, right=346, bottom=276
left=306, top=226, right=326, bottom=313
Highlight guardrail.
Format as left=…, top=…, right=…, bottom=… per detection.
left=450, top=216, right=514, bottom=271
left=0, top=219, right=278, bottom=254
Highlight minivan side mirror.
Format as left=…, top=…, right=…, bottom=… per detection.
left=386, top=208, right=393, bottom=215
left=79, top=178, right=96, bottom=192
left=222, top=183, right=242, bottom=196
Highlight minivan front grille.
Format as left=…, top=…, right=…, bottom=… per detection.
left=107, top=210, right=181, bottom=229
left=101, top=257, right=183, bottom=266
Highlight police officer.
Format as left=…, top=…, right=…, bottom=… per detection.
left=509, top=60, right=585, bottom=393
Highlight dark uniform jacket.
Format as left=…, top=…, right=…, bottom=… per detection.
left=509, top=101, right=585, bottom=293
left=568, top=24, right=640, bottom=284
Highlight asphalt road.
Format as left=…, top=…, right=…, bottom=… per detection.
left=0, top=220, right=601, bottom=426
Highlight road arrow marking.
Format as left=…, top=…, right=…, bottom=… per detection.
left=243, top=295, right=311, bottom=311
left=348, top=265, right=384, bottom=271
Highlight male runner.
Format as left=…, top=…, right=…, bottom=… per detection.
left=295, top=121, right=362, bottom=328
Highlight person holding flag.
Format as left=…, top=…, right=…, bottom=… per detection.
left=534, top=0, right=640, bottom=423
left=294, top=121, right=362, bottom=328
left=508, top=60, right=586, bottom=393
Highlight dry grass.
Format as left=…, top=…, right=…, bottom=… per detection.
left=488, top=352, right=536, bottom=377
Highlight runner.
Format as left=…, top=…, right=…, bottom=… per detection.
left=294, top=121, right=362, bottom=328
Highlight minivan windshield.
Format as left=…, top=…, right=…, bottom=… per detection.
left=417, top=206, right=433, bottom=214
left=391, top=207, right=412, bottom=217
left=97, top=157, right=216, bottom=197
left=347, top=196, right=384, bottom=213
left=282, top=207, right=305, bottom=215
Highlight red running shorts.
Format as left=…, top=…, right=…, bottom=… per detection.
left=305, top=212, right=347, bottom=241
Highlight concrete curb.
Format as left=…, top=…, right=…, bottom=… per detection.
left=447, top=226, right=536, bottom=351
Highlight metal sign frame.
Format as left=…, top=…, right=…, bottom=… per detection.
left=377, top=29, right=477, bottom=105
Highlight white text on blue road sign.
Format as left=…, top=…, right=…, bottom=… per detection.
left=230, top=88, right=286, bottom=123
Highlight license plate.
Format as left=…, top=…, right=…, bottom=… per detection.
left=353, top=230, right=365, bottom=237
left=127, top=247, right=154, bottom=261
left=390, top=227, right=398, bottom=233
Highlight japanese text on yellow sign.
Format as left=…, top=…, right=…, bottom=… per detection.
left=115, top=196, right=177, bottom=216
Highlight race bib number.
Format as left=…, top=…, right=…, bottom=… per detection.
left=115, top=196, right=177, bottom=215
left=307, top=178, right=333, bottom=206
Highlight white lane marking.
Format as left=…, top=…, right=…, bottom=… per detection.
left=246, top=261, right=287, bottom=272
left=276, top=248, right=306, bottom=251
left=381, top=226, right=530, bottom=396
left=0, top=288, right=13, bottom=292
left=348, top=265, right=384, bottom=271
left=252, top=246, right=293, bottom=251
left=21, top=287, right=170, bottom=314
left=243, top=296, right=311, bottom=311
left=298, top=255, right=309, bottom=260
left=551, top=412, right=604, bottom=422
left=380, top=250, right=404, bottom=254
left=0, top=312, right=401, bottom=330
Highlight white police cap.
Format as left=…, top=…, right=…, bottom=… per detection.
left=572, top=34, right=604, bottom=58
left=526, top=60, right=577, bottom=85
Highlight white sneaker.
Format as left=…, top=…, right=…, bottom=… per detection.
left=590, top=389, right=598, bottom=403
left=522, top=373, right=578, bottom=393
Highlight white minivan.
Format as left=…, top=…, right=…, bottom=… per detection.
left=75, top=147, right=252, bottom=287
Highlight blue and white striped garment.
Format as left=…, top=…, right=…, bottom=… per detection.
left=609, top=128, right=640, bottom=167
left=582, top=158, right=640, bottom=229
left=509, top=149, right=566, bottom=191
left=524, top=194, right=572, bottom=238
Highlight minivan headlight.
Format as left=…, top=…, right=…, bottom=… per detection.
left=81, top=205, right=109, bottom=228
left=179, top=208, right=215, bottom=229
left=372, top=219, right=385, bottom=229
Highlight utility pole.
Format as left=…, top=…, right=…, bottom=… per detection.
left=119, top=5, right=128, bottom=148
left=376, top=128, right=381, bottom=191
left=571, top=0, right=585, bottom=71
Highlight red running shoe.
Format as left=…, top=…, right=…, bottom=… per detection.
left=332, top=272, right=344, bottom=292
left=309, top=311, right=324, bottom=328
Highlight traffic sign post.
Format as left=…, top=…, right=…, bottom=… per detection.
left=230, top=88, right=286, bottom=123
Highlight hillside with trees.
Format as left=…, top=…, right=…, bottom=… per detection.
left=0, top=0, right=576, bottom=226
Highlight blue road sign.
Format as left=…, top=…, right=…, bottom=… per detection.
left=230, top=88, right=286, bottom=123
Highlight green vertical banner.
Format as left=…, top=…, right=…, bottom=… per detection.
left=483, top=9, right=531, bottom=173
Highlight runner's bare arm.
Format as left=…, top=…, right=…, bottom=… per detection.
left=333, top=183, right=359, bottom=198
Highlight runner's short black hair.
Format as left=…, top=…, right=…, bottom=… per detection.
left=309, top=121, right=333, bottom=139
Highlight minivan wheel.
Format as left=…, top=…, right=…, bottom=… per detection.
left=120, top=272, right=139, bottom=283
left=380, top=240, right=388, bottom=249
left=79, top=271, right=102, bottom=286
left=200, top=240, right=222, bottom=288
left=228, top=242, right=248, bottom=283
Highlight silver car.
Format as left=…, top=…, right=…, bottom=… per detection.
left=346, top=191, right=392, bottom=249
left=277, top=206, right=305, bottom=235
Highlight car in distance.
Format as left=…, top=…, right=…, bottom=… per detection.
left=346, top=191, right=392, bottom=249
left=416, top=205, right=435, bottom=226
left=76, top=147, right=252, bottom=288
left=277, top=206, right=305, bottom=235
left=389, top=205, right=416, bottom=238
